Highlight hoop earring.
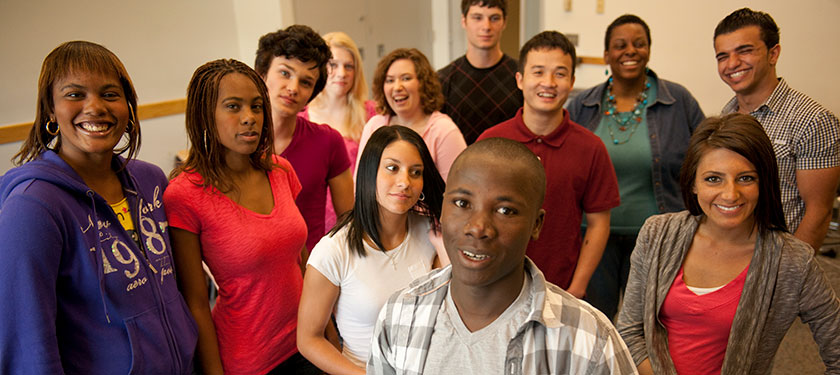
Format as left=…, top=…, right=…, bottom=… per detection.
left=45, top=121, right=59, bottom=136
left=127, top=102, right=137, bottom=133
left=419, top=192, right=425, bottom=201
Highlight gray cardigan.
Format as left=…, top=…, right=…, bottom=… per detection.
left=617, top=211, right=840, bottom=374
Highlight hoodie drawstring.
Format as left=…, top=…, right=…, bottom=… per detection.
left=88, top=190, right=111, bottom=324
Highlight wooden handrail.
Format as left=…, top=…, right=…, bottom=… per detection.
left=0, top=98, right=187, bottom=145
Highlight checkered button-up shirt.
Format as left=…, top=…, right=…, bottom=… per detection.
left=367, top=258, right=638, bottom=375
left=722, top=78, right=840, bottom=232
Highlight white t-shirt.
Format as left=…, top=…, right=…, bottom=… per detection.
left=307, top=213, right=437, bottom=365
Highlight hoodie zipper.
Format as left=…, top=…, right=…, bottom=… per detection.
left=127, top=187, right=183, bottom=374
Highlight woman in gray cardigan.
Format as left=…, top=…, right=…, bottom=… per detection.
left=617, top=114, right=840, bottom=375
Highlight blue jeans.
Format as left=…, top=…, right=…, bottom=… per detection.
left=585, top=232, right=637, bottom=322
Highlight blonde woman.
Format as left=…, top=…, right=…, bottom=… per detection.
left=301, top=32, right=375, bottom=230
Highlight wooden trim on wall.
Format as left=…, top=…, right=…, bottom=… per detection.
left=0, top=98, right=187, bottom=145
left=579, top=56, right=606, bottom=65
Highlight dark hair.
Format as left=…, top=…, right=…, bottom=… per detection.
left=15, top=41, right=140, bottom=166
left=372, top=48, right=444, bottom=117
left=254, top=24, right=331, bottom=103
left=605, top=14, right=651, bottom=51
left=679, top=114, right=786, bottom=235
left=332, top=125, right=445, bottom=257
left=519, top=31, right=577, bottom=75
left=453, top=137, right=546, bottom=207
left=714, top=8, right=780, bottom=49
left=172, top=59, right=277, bottom=193
left=460, top=0, right=507, bottom=18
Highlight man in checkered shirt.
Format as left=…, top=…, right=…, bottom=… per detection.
left=715, top=8, right=840, bottom=251
left=367, top=138, right=636, bottom=374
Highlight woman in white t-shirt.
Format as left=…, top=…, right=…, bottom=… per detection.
left=297, top=125, right=446, bottom=375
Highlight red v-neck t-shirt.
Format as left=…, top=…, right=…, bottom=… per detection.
left=659, top=264, right=750, bottom=375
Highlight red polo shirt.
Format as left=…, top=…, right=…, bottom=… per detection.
left=477, top=108, right=620, bottom=288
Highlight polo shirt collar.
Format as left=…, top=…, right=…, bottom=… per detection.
left=508, top=107, right=572, bottom=148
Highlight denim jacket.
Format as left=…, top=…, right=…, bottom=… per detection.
left=567, top=70, right=704, bottom=213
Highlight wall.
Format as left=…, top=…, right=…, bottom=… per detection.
left=542, top=0, right=840, bottom=116
left=0, top=0, right=289, bottom=174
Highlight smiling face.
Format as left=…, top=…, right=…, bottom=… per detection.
left=52, top=70, right=129, bottom=163
left=714, top=25, right=779, bottom=98
left=605, top=23, right=650, bottom=82
left=516, top=48, right=575, bottom=116
left=263, top=56, right=319, bottom=121
left=383, top=59, right=423, bottom=120
left=215, top=73, right=265, bottom=161
left=462, top=4, right=506, bottom=51
left=693, top=147, right=759, bottom=235
left=325, top=47, right=356, bottom=98
left=376, top=139, right=425, bottom=220
left=442, top=154, right=544, bottom=290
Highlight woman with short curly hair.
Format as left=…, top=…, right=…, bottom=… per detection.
left=357, top=48, right=466, bottom=182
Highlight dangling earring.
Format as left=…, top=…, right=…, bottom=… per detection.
left=126, top=103, right=137, bottom=133
left=419, top=192, right=425, bottom=201
left=45, top=120, right=59, bottom=136
left=605, top=67, right=609, bottom=76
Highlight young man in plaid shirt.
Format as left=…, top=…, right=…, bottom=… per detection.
left=368, top=138, right=636, bottom=374
left=715, top=8, right=840, bottom=252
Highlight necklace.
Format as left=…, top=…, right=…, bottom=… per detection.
left=603, top=76, right=650, bottom=145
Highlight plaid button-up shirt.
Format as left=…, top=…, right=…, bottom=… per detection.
left=722, top=78, right=840, bottom=231
left=367, top=258, right=638, bottom=375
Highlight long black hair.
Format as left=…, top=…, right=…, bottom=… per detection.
left=331, top=125, right=445, bottom=257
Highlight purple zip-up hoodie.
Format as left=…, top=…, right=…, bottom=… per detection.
left=0, top=151, right=197, bottom=374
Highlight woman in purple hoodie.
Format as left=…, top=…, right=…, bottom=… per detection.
left=0, top=41, right=198, bottom=374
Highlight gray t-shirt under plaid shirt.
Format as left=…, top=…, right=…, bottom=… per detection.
left=423, top=273, right=531, bottom=374
left=722, top=78, right=840, bottom=232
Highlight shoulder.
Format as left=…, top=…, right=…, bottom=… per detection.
left=659, top=78, right=693, bottom=96
left=776, top=231, right=819, bottom=269
left=163, top=171, right=207, bottom=207
left=641, top=211, right=694, bottom=234
left=500, top=54, right=518, bottom=68
left=124, top=159, right=165, bottom=179
left=310, top=226, right=352, bottom=260
left=428, top=111, right=459, bottom=130
left=566, top=119, right=606, bottom=148
left=781, top=85, right=837, bottom=123
left=366, top=114, right=390, bottom=129
left=269, top=154, right=299, bottom=184
left=543, top=282, right=613, bottom=327
left=401, top=266, right=452, bottom=296
left=539, top=277, right=626, bottom=350
left=437, top=58, right=460, bottom=77
left=300, top=116, right=344, bottom=138
left=479, top=117, right=518, bottom=139
left=270, top=153, right=294, bottom=170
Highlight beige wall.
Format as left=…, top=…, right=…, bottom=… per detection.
left=2, top=0, right=837, bottom=174
left=542, top=0, right=840, bottom=117
left=0, top=0, right=289, bottom=174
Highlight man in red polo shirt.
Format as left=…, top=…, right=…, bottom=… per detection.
left=477, top=31, right=619, bottom=298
